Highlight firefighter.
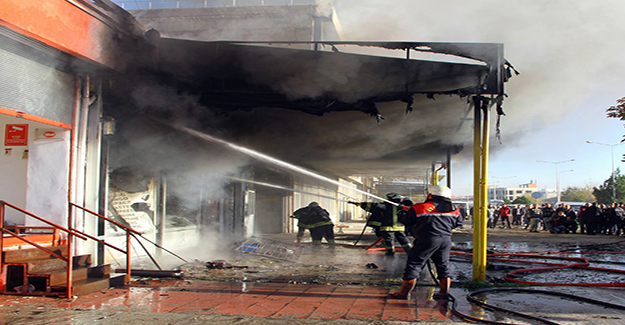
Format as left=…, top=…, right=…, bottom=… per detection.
left=349, top=193, right=412, bottom=256
left=398, top=197, right=415, bottom=237
left=291, top=202, right=335, bottom=247
left=390, top=185, right=463, bottom=300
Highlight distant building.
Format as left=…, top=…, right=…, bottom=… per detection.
left=487, top=181, right=556, bottom=203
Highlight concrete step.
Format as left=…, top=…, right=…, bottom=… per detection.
left=31, top=263, right=110, bottom=287
left=109, top=274, right=127, bottom=288
left=2, top=234, right=61, bottom=250
left=88, top=264, right=110, bottom=279
left=25, top=254, right=91, bottom=274
left=36, top=267, right=88, bottom=287
left=3, top=245, right=68, bottom=263
left=70, top=278, right=112, bottom=296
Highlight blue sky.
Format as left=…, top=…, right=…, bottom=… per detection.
left=451, top=92, right=624, bottom=196
left=336, top=0, right=625, bottom=197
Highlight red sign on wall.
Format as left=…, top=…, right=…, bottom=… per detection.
left=5, top=124, right=29, bottom=146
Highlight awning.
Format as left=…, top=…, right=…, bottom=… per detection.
left=154, top=39, right=505, bottom=117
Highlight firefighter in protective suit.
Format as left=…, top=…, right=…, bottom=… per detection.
left=291, top=202, right=335, bottom=247
left=349, top=193, right=412, bottom=256
left=390, top=185, right=463, bottom=300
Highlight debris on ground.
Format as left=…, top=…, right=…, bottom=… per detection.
left=236, top=237, right=302, bottom=262
left=205, top=260, right=248, bottom=269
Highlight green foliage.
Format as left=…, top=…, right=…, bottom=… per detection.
left=503, top=197, right=512, bottom=204
left=607, top=97, right=625, bottom=142
left=512, top=196, right=532, bottom=205
left=592, top=168, right=625, bottom=204
left=560, top=185, right=595, bottom=202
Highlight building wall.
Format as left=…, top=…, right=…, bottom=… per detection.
left=0, top=0, right=148, bottom=263
left=0, top=31, right=76, bottom=126
left=133, top=6, right=315, bottom=41
left=26, top=128, right=70, bottom=228
left=0, top=0, right=133, bottom=72
left=0, top=30, right=75, bottom=226
left=0, top=115, right=29, bottom=224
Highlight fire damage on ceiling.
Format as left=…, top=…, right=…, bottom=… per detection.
left=108, top=37, right=517, bottom=179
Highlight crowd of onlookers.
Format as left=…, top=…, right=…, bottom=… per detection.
left=457, top=203, right=625, bottom=235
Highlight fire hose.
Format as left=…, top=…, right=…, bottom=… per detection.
left=447, top=288, right=625, bottom=325
left=365, top=240, right=625, bottom=323
left=435, top=250, right=625, bottom=324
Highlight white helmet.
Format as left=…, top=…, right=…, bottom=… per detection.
left=427, top=185, right=452, bottom=199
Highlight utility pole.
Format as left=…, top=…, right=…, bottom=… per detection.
left=586, top=141, right=624, bottom=200
left=537, top=159, right=574, bottom=203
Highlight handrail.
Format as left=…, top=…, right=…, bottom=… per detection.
left=0, top=200, right=188, bottom=298
left=11, top=226, right=59, bottom=246
left=0, top=228, right=67, bottom=261
left=69, top=203, right=141, bottom=235
left=1, top=201, right=88, bottom=241
left=69, top=203, right=134, bottom=283
left=0, top=200, right=85, bottom=298
left=69, top=203, right=188, bottom=263
left=67, top=228, right=127, bottom=254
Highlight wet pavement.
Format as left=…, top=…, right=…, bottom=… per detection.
left=0, top=281, right=467, bottom=324
left=1, top=281, right=624, bottom=324
left=3, top=222, right=625, bottom=324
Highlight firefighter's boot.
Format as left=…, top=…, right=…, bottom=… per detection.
left=388, top=279, right=416, bottom=299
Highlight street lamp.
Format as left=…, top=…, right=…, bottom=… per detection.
left=558, top=169, right=574, bottom=200
left=490, top=176, right=517, bottom=202
left=586, top=141, right=625, bottom=200
left=537, top=159, right=575, bottom=203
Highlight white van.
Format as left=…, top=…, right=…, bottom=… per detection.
left=453, top=201, right=472, bottom=219
left=556, top=202, right=588, bottom=212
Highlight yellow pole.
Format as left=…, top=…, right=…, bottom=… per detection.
left=472, top=96, right=488, bottom=281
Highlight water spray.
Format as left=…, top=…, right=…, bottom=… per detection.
left=227, top=176, right=355, bottom=203
left=171, top=123, right=399, bottom=206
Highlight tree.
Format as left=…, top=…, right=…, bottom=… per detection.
left=607, top=97, right=625, bottom=144
left=560, top=185, right=595, bottom=203
left=592, top=168, right=625, bottom=204
left=512, top=196, right=532, bottom=205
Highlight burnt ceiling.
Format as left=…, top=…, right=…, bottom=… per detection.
left=109, top=38, right=512, bottom=178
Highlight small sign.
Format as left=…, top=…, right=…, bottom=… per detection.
left=531, top=192, right=543, bottom=199
left=5, top=124, right=28, bottom=146
left=35, top=129, right=64, bottom=141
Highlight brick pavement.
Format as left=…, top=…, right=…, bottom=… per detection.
left=0, top=280, right=460, bottom=322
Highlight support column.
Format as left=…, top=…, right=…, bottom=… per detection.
left=472, top=96, right=489, bottom=281
left=156, top=174, right=166, bottom=259
left=446, top=147, right=452, bottom=188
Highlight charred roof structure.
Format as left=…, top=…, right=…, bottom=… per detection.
left=118, top=36, right=513, bottom=178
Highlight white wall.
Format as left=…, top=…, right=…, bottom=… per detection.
left=25, top=128, right=70, bottom=228
left=0, top=115, right=69, bottom=226
left=0, top=116, right=29, bottom=224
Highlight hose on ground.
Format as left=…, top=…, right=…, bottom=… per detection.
left=448, top=288, right=625, bottom=325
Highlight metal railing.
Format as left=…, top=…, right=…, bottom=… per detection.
left=0, top=201, right=88, bottom=298
left=0, top=200, right=187, bottom=298
left=68, top=203, right=188, bottom=273
left=114, top=0, right=315, bottom=10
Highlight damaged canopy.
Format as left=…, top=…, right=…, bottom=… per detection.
left=154, top=39, right=506, bottom=117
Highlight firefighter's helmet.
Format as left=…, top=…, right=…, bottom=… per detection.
left=386, top=192, right=402, bottom=202
left=427, top=185, right=452, bottom=199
